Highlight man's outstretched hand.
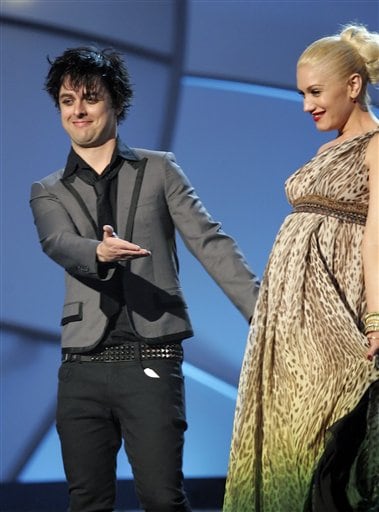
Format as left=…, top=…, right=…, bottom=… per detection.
left=96, top=225, right=151, bottom=262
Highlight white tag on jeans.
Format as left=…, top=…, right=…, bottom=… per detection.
left=144, top=367, right=160, bottom=378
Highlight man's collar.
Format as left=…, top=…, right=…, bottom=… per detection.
left=62, top=138, right=141, bottom=180
left=117, top=139, right=140, bottom=162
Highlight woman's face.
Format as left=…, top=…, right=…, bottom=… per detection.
left=297, top=63, right=356, bottom=133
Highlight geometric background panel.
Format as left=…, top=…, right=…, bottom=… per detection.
left=186, top=0, right=379, bottom=102
left=1, top=2, right=378, bottom=506
left=1, top=0, right=175, bottom=54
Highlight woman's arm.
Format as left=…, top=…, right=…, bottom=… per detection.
left=362, top=133, right=379, bottom=360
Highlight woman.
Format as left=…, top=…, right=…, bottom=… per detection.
left=224, top=24, right=379, bottom=511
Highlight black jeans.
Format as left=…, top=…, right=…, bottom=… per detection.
left=56, top=359, right=191, bottom=512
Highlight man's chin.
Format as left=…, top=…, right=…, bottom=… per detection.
left=71, top=135, right=116, bottom=149
left=72, top=138, right=101, bottom=149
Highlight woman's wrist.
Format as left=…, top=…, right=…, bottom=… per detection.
left=363, top=312, right=379, bottom=334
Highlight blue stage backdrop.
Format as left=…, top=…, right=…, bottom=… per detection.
left=1, top=0, right=378, bottom=484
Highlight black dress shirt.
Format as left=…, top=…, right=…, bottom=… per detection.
left=62, top=140, right=141, bottom=351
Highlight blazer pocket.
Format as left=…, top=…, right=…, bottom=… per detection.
left=61, top=302, right=83, bottom=326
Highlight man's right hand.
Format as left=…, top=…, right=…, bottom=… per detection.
left=96, top=225, right=151, bottom=263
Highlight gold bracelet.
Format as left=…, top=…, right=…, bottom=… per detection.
left=364, top=320, right=379, bottom=328
left=365, top=324, right=379, bottom=334
left=365, top=321, right=379, bottom=328
left=364, top=312, right=379, bottom=323
left=363, top=311, right=379, bottom=334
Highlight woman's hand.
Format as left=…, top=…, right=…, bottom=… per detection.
left=366, top=331, right=379, bottom=361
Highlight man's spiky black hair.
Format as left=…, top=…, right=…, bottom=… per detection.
left=44, top=46, right=133, bottom=123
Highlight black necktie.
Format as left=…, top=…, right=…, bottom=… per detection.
left=94, top=178, right=121, bottom=318
left=94, top=178, right=114, bottom=240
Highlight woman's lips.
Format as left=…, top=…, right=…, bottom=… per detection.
left=312, top=112, right=324, bottom=122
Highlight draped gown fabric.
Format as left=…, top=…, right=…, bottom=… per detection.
left=223, top=129, right=379, bottom=511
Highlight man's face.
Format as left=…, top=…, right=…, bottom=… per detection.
left=58, top=78, right=119, bottom=149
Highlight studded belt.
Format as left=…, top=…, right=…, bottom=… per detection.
left=62, top=342, right=183, bottom=363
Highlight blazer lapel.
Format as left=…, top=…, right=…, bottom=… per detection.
left=57, top=176, right=98, bottom=238
left=117, top=159, right=143, bottom=241
left=56, top=143, right=144, bottom=241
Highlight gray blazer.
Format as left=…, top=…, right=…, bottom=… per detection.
left=30, top=146, right=259, bottom=351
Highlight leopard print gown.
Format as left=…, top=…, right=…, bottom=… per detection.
left=223, top=129, right=379, bottom=511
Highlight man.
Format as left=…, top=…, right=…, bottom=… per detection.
left=30, top=46, right=259, bottom=512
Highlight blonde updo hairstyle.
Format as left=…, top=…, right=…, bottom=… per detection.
left=297, top=24, right=379, bottom=107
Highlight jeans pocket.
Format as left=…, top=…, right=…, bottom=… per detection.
left=58, top=363, right=72, bottom=383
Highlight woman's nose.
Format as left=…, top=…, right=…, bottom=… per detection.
left=303, top=97, right=315, bottom=113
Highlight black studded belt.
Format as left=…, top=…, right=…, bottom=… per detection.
left=62, top=342, right=183, bottom=363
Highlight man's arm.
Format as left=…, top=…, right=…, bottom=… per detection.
left=30, top=181, right=150, bottom=279
left=163, top=153, right=260, bottom=321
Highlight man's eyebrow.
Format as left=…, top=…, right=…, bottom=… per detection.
left=59, top=91, right=75, bottom=98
